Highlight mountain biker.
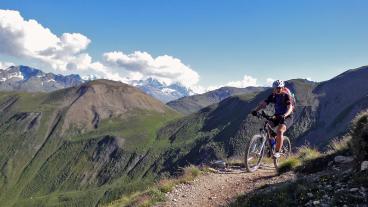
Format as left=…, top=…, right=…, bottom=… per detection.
left=251, top=80, right=294, bottom=158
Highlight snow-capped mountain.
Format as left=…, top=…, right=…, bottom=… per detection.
left=82, top=74, right=98, bottom=81
left=131, top=78, right=195, bottom=103
left=0, top=65, right=195, bottom=102
left=0, top=65, right=84, bottom=92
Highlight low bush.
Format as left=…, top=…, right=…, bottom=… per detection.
left=350, top=110, right=368, bottom=161
left=277, top=146, right=321, bottom=174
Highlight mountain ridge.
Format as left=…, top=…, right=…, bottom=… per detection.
left=0, top=65, right=196, bottom=103
left=155, top=66, right=368, bottom=171
left=167, top=86, right=267, bottom=115
left=0, top=65, right=85, bottom=92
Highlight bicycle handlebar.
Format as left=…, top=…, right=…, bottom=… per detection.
left=256, top=110, right=273, bottom=121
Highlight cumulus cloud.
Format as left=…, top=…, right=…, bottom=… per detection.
left=226, top=75, right=258, bottom=88
left=0, top=9, right=100, bottom=72
left=202, top=74, right=258, bottom=93
left=103, top=51, right=200, bottom=87
left=0, top=9, right=202, bottom=90
left=266, top=78, right=275, bottom=86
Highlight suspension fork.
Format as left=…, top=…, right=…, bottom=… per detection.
left=258, top=129, right=268, bottom=155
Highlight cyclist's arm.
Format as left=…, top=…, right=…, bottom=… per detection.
left=284, top=94, right=293, bottom=117
left=284, top=104, right=293, bottom=117
left=254, top=94, right=273, bottom=111
left=254, top=101, right=267, bottom=111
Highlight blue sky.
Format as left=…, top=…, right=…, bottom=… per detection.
left=0, top=0, right=367, bottom=90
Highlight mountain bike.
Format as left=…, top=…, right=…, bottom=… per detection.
left=244, top=111, right=291, bottom=172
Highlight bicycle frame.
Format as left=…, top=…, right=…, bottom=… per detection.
left=258, top=112, right=277, bottom=158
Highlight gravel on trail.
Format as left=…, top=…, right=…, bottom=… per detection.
left=156, top=164, right=295, bottom=207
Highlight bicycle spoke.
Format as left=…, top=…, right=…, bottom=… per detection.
left=245, top=135, right=266, bottom=172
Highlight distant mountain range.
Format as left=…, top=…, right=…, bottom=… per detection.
left=131, top=77, right=195, bottom=103
left=0, top=65, right=195, bottom=103
left=167, top=86, right=267, bottom=114
left=0, top=65, right=85, bottom=92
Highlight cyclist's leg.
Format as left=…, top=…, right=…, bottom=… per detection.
left=275, top=116, right=293, bottom=152
left=275, top=124, right=286, bottom=152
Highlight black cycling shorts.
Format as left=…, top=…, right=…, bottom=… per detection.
left=269, top=115, right=294, bottom=130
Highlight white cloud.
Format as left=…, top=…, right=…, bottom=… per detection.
left=103, top=51, right=200, bottom=87
left=190, top=85, right=206, bottom=94
left=0, top=61, right=14, bottom=69
left=0, top=9, right=203, bottom=91
left=202, top=74, right=258, bottom=93
left=206, top=85, right=221, bottom=92
left=226, top=75, right=258, bottom=88
left=266, top=78, right=275, bottom=86
left=0, top=9, right=99, bottom=72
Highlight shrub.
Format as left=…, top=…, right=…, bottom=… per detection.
left=350, top=110, right=368, bottom=161
left=157, top=179, right=176, bottom=193
left=179, top=165, right=202, bottom=183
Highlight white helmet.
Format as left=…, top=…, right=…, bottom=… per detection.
left=272, top=80, right=285, bottom=88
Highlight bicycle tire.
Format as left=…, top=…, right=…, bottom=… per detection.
left=245, top=134, right=266, bottom=172
left=273, top=136, right=291, bottom=169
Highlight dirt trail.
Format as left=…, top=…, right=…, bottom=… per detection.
left=156, top=164, right=295, bottom=207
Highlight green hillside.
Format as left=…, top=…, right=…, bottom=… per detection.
left=156, top=92, right=263, bottom=171
left=0, top=80, right=181, bottom=207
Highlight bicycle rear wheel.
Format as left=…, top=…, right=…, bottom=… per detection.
left=273, top=136, right=291, bottom=169
left=245, top=134, right=266, bottom=172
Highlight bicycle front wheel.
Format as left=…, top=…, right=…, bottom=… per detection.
left=245, top=134, right=266, bottom=172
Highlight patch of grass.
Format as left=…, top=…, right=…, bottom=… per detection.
left=277, top=146, right=322, bottom=174
left=277, top=157, right=302, bottom=174
left=104, top=165, right=203, bottom=207
left=157, top=165, right=202, bottom=193
left=106, top=187, right=166, bottom=207
left=157, top=179, right=176, bottom=193
left=297, top=146, right=321, bottom=162
left=327, top=136, right=351, bottom=154
left=179, top=165, right=202, bottom=183
left=350, top=110, right=368, bottom=161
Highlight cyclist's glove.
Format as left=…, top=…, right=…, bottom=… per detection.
left=251, top=110, right=258, bottom=117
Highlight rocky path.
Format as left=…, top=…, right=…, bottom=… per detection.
left=155, top=164, right=295, bottom=207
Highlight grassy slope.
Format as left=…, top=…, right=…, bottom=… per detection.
left=156, top=92, right=264, bottom=172
left=0, top=90, right=181, bottom=207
